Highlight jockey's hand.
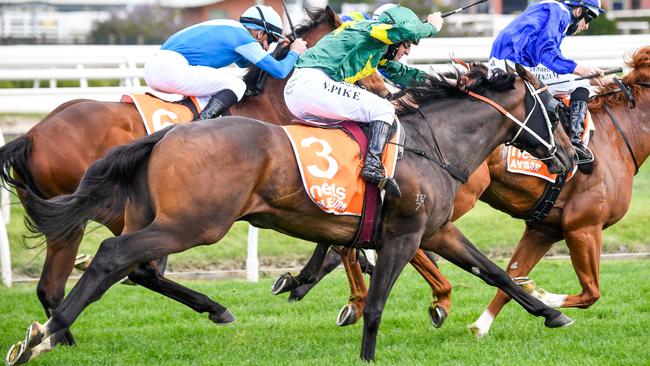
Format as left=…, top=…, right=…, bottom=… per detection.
left=427, top=12, right=444, bottom=32
left=290, top=38, right=307, bottom=55
left=574, top=65, right=606, bottom=85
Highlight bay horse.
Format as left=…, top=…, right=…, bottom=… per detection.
left=6, top=65, right=574, bottom=364
left=291, top=46, right=650, bottom=335
left=0, top=6, right=344, bottom=346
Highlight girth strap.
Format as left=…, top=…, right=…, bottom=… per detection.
left=523, top=172, right=568, bottom=223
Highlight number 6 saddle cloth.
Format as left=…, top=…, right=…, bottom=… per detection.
left=121, top=93, right=200, bottom=134
left=282, top=121, right=403, bottom=216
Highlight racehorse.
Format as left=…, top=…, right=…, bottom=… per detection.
left=470, top=45, right=650, bottom=337
left=6, top=65, right=575, bottom=364
left=289, top=46, right=650, bottom=335
left=0, top=7, right=343, bottom=346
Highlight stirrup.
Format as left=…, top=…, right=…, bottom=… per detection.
left=574, top=144, right=594, bottom=165
left=377, top=177, right=401, bottom=198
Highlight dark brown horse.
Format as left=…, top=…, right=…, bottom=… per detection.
left=0, top=7, right=343, bottom=346
left=6, top=65, right=574, bottom=364
left=293, top=46, right=650, bottom=335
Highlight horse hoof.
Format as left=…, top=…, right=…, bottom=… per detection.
left=336, top=304, right=359, bottom=327
left=467, top=323, right=488, bottom=339
left=428, top=304, right=448, bottom=329
left=544, top=313, right=574, bottom=328
left=209, top=310, right=236, bottom=325
left=25, top=322, right=45, bottom=349
left=271, top=273, right=296, bottom=295
left=73, top=254, right=92, bottom=271
left=5, top=341, right=30, bottom=366
left=119, top=277, right=137, bottom=286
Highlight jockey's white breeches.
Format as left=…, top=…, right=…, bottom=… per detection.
left=284, top=67, right=395, bottom=125
left=144, top=50, right=246, bottom=101
left=487, top=57, right=592, bottom=96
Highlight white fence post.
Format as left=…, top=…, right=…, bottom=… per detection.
left=246, top=225, right=259, bottom=282
left=0, top=131, right=11, bottom=287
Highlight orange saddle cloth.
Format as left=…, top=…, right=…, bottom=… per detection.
left=282, top=123, right=402, bottom=216
left=121, top=93, right=200, bottom=134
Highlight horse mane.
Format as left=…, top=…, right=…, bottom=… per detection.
left=590, top=46, right=650, bottom=111
left=243, top=7, right=332, bottom=91
left=394, top=63, right=516, bottom=115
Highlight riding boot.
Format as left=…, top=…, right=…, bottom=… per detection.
left=360, top=120, right=401, bottom=197
left=199, top=89, right=238, bottom=120
left=569, top=99, right=594, bottom=165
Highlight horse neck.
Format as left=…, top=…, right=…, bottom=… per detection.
left=604, top=89, right=650, bottom=168
left=412, top=92, right=520, bottom=178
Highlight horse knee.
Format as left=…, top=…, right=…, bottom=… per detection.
left=363, top=305, right=382, bottom=332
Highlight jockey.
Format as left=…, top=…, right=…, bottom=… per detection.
left=144, top=5, right=307, bottom=120
left=488, top=0, right=607, bottom=166
left=284, top=5, right=444, bottom=196
left=372, top=3, right=398, bottom=20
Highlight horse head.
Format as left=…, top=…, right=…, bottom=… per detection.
left=511, top=64, right=575, bottom=174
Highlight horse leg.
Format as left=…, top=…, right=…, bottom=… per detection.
left=422, top=222, right=572, bottom=334
left=35, top=232, right=84, bottom=346
left=410, top=249, right=452, bottom=328
left=469, top=225, right=558, bottom=338
left=7, top=224, right=232, bottom=365
left=361, top=237, right=420, bottom=361
left=126, top=261, right=232, bottom=324
left=272, top=243, right=329, bottom=296
left=336, top=247, right=368, bottom=327
left=561, top=225, right=602, bottom=308
left=289, top=247, right=343, bottom=301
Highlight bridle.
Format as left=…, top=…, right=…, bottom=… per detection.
left=466, top=78, right=558, bottom=160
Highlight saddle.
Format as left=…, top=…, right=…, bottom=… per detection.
left=121, top=93, right=201, bottom=134
left=282, top=120, right=404, bottom=248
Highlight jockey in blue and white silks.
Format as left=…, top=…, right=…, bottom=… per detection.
left=144, top=5, right=307, bottom=120
left=488, top=0, right=607, bottom=166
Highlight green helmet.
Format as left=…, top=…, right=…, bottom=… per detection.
left=377, top=5, right=423, bottom=44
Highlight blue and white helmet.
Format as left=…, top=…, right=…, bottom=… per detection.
left=240, top=5, right=284, bottom=42
left=562, top=0, right=605, bottom=21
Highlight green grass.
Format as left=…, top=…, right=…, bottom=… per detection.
left=0, top=259, right=648, bottom=365
left=5, top=165, right=650, bottom=276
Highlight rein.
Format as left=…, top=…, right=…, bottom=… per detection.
left=604, top=104, right=640, bottom=175
left=467, top=80, right=557, bottom=159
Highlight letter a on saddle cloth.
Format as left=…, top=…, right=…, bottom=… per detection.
left=121, top=93, right=201, bottom=134
left=507, top=96, right=595, bottom=183
left=282, top=123, right=401, bottom=224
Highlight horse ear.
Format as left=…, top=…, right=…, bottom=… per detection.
left=306, top=8, right=317, bottom=21
left=325, top=5, right=342, bottom=28
left=515, top=63, right=531, bottom=80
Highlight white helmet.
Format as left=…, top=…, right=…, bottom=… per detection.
left=240, top=5, right=284, bottom=42
left=372, top=3, right=398, bottom=20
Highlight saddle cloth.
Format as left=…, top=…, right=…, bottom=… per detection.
left=506, top=97, right=594, bottom=183
left=282, top=123, right=402, bottom=216
left=121, top=93, right=200, bottom=134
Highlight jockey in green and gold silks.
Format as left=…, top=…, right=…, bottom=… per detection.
left=284, top=5, right=444, bottom=196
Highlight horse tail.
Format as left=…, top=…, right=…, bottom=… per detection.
left=0, top=135, right=42, bottom=194
left=23, top=126, right=175, bottom=246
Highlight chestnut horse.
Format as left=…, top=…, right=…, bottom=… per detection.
left=7, top=66, right=574, bottom=364
left=0, top=7, right=343, bottom=346
left=293, top=47, right=650, bottom=335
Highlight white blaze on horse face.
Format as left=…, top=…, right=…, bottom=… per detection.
left=301, top=137, right=339, bottom=179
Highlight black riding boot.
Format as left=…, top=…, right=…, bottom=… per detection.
left=360, top=120, right=401, bottom=197
left=199, top=89, right=238, bottom=120
left=569, top=100, right=594, bottom=165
